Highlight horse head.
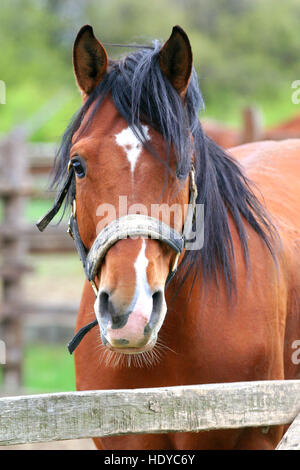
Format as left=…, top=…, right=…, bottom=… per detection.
left=68, top=25, right=195, bottom=354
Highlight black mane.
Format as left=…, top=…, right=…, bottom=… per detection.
left=51, top=41, right=277, bottom=295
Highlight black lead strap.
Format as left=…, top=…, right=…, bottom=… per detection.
left=67, top=320, right=98, bottom=354
left=36, top=168, right=75, bottom=232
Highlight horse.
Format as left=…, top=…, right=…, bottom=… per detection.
left=37, top=25, right=300, bottom=449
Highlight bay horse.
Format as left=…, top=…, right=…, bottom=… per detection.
left=38, top=25, right=300, bottom=449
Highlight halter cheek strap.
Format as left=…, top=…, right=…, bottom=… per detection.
left=36, top=164, right=197, bottom=354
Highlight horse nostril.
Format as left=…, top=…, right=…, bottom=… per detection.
left=152, top=290, right=163, bottom=313
left=98, top=290, right=129, bottom=329
left=98, top=291, right=111, bottom=328
left=99, top=291, right=109, bottom=313
left=146, top=290, right=164, bottom=331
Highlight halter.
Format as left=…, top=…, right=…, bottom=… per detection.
left=36, top=163, right=197, bottom=354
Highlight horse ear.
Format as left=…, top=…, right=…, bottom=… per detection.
left=73, top=25, right=108, bottom=96
left=159, top=26, right=193, bottom=96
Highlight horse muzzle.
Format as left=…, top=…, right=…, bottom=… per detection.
left=95, top=288, right=166, bottom=354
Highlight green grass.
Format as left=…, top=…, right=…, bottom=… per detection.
left=24, top=344, right=76, bottom=393
left=0, top=344, right=76, bottom=393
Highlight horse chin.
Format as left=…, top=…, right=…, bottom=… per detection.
left=104, top=336, right=157, bottom=355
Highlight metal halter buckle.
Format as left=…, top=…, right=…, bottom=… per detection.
left=72, top=199, right=76, bottom=218
left=171, top=252, right=181, bottom=273
left=67, top=160, right=73, bottom=172
left=90, top=280, right=98, bottom=296
left=67, top=199, right=76, bottom=239
left=66, top=222, right=74, bottom=239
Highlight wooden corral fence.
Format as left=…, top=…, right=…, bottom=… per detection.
left=0, top=134, right=77, bottom=391
left=0, top=97, right=75, bottom=392
left=0, top=380, right=299, bottom=449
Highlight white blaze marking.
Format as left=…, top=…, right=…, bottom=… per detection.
left=115, top=125, right=150, bottom=174
left=133, top=239, right=151, bottom=312
left=132, top=239, right=167, bottom=339
left=108, top=239, right=152, bottom=342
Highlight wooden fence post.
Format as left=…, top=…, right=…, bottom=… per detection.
left=0, top=95, right=69, bottom=393
left=0, top=129, right=30, bottom=392
left=242, top=106, right=263, bottom=143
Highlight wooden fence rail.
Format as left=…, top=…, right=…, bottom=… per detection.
left=0, top=224, right=75, bottom=254
left=0, top=380, right=299, bottom=448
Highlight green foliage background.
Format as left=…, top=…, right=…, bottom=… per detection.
left=1, top=0, right=300, bottom=142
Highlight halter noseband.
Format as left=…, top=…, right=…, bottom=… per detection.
left=36, top=163, right=197, bottom=354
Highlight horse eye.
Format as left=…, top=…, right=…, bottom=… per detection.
left=72, top=157, right=86, bottom=178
